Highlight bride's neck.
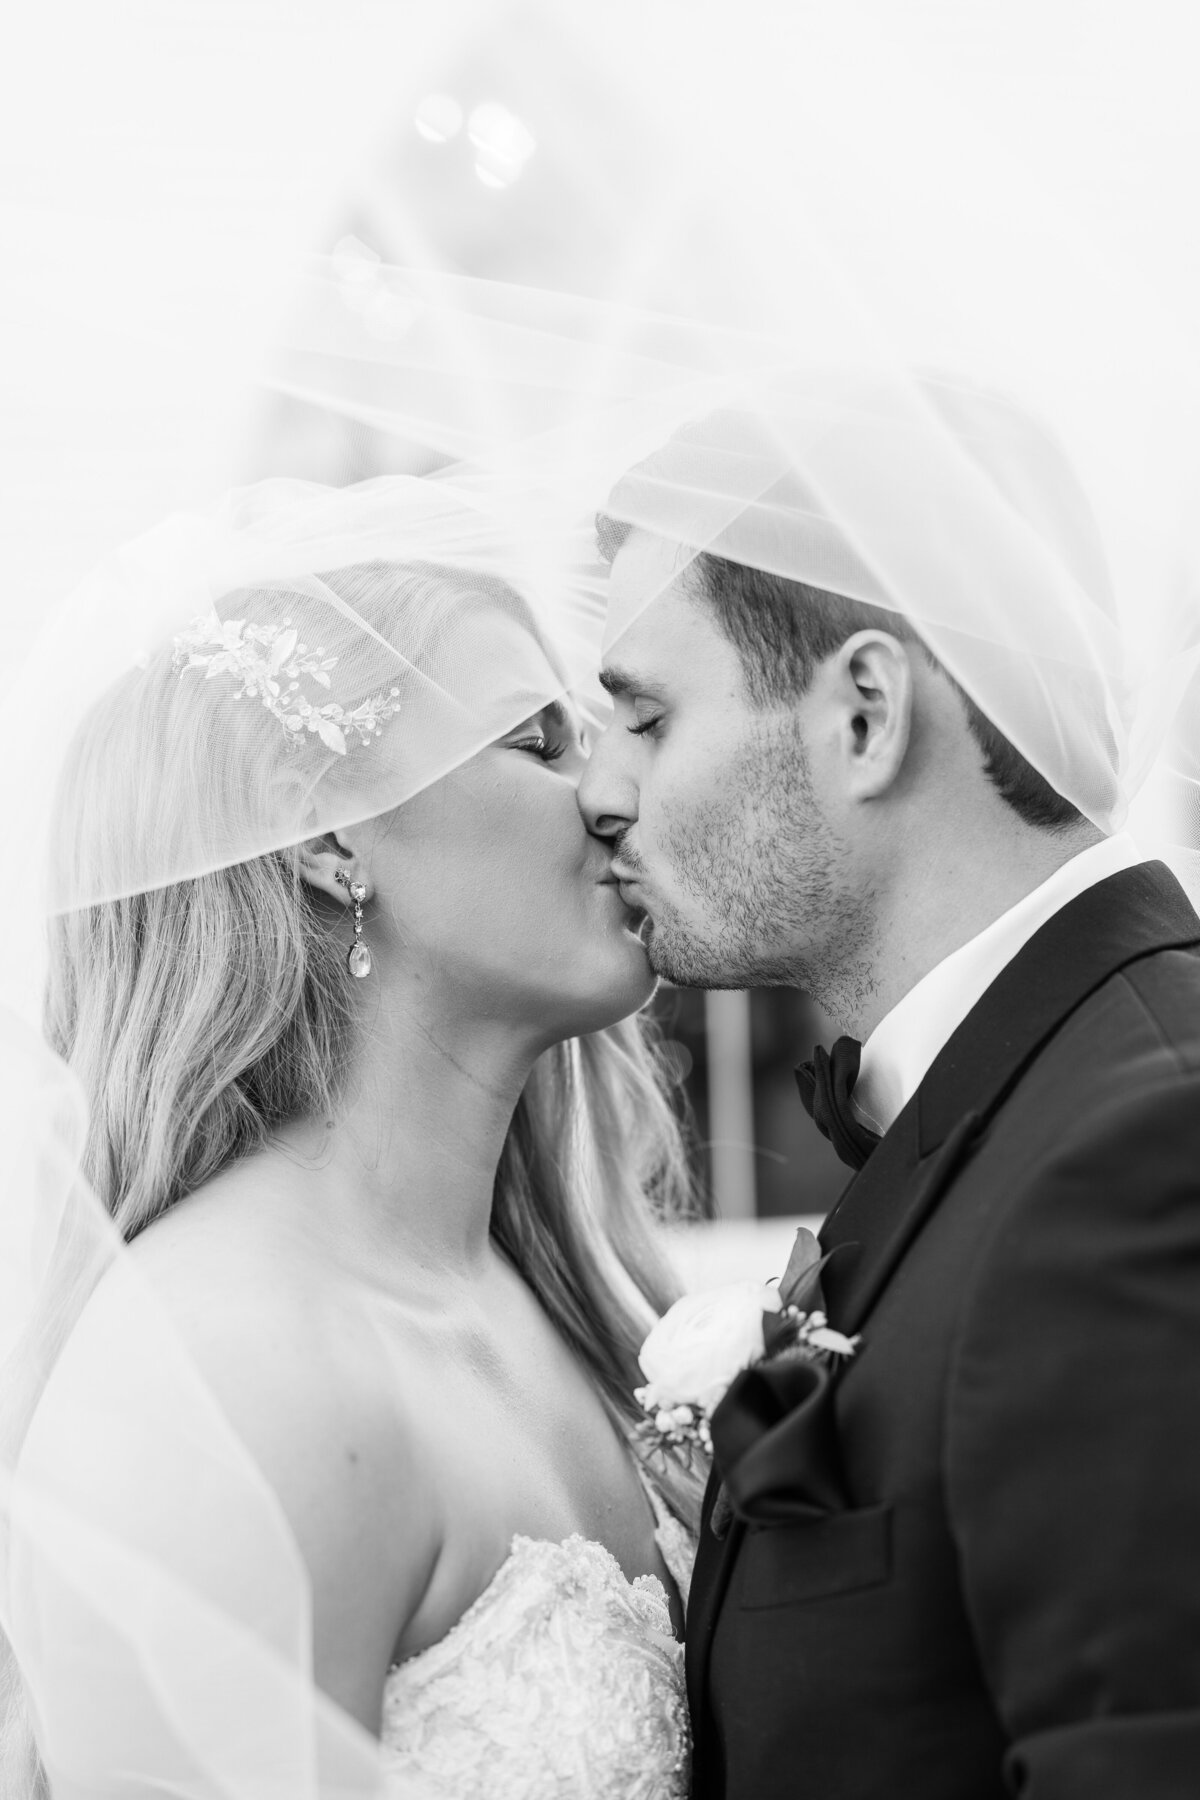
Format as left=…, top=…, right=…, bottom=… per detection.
left=270, top=980, right=543, bottom=1278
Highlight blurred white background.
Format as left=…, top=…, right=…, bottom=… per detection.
left=0, top=1, right=449, bottom=653
left=4, top=0, right=1198, bottom=656
left=664, top=1215, right=823, bottom=1291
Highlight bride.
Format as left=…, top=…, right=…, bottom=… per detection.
left=0, top=476, right=699, bottom=1799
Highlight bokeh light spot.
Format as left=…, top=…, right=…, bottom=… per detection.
left=414, top=94, right=464, bottom=144
left=467, top=101, right=536, bottom=189
left=659, top=1040, right=695, bottom=1087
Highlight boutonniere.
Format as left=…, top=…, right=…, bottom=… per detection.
left=634, top=1227, right=859, bottom=1472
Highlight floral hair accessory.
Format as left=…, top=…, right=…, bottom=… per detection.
left=172, top=614, right=402, bottom=756
left=633, top=1227, right=858, bottom=1475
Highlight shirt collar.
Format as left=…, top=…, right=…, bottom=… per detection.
left=852, top=833, right=1146, bottom=1135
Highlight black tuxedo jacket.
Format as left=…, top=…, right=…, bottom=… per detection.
left=687, top=862, right=1200, bottom=1800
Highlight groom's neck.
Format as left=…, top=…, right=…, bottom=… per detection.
left=822, top=813, right=1103, bottom=1041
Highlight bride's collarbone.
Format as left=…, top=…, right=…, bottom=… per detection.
left=404, top=1320, right=623, bottom=1502
left=386, top=1304, right=666, bottom=1578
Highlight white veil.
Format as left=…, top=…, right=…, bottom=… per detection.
left=256, top=0, right=1200, bottom=863
left=4, top=4, right=1200, bottom=1794
left=0, top=1010, right=399, bottom=1799
left=267, top=262, right=1200, bottom=863
left=5, top=336, right=1197, bottom=1800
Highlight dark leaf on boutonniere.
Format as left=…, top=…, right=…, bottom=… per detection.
left=779, top=1225, right=834, bottom=1312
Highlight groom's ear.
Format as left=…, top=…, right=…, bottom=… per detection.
left=836, top=631, right=914, bottom=802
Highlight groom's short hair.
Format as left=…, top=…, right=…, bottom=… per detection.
left=595, top=513, right=1081, bottom=831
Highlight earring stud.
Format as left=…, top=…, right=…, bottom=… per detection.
left=334, top=869, right=371, bottom=978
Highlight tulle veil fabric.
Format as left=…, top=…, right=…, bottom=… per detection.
left=3, top=3, right=1200, bottom=1794
left=270, top=258, right=1200, bottom=864
left=0, top=1010, right=405, bottom=1799
left=0, top=469, right=634, bottom=1795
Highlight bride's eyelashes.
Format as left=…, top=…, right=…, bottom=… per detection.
left=505, top=698, right=583, bottom=763
left=510, top=733, right=569, bottom=763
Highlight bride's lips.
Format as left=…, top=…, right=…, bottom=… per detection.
left=596, top=870, right=649, bottom=936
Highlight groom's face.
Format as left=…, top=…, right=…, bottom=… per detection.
left=578, top=532, right=855, bottom=989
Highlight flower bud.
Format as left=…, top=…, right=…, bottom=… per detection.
left=807, top=1325, right=858, bottom=1357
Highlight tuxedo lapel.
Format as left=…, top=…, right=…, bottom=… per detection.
left=820, top=1108, right=982, bottom=1338
left=819, top=862, right=1200, bottom=1340
left=686, top=1077, right=978, bottom=1749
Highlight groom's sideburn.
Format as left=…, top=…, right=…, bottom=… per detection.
left=687, top=860, right=1200, bottom=1800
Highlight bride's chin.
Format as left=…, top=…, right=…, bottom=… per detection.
left=593, top=933, right=658, bottom=1018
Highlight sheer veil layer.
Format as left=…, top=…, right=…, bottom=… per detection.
left=4, top=5, right=1200, bottom=1795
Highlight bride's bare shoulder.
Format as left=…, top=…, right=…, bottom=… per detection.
left=52, top=1172, right=422, bottom=1472
left=115, top=1173, right=429, bottom=1497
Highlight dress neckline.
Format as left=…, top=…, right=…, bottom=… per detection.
left=387, top=1531, right=672, bottom=1686
left=387, top=1458, right=687, bottom=1683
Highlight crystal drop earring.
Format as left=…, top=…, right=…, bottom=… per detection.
left=334, top=868, right=372, bottom=978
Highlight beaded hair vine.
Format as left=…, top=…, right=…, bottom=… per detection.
left=172, top=615, right=402, bottom=755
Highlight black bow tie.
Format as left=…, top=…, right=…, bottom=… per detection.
left=795, top=1036, right=882, bottom=1172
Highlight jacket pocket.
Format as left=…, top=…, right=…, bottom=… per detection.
left=738, top=1501, right=893, bottom=1608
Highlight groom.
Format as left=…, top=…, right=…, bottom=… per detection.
left=578, top=393, right=1200, bottom=1798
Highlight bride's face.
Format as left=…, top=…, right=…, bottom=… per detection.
left=365, top=691, right=655, bottom=1044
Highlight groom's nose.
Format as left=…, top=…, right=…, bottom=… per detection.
left=576, top=725, right=638, bottom=841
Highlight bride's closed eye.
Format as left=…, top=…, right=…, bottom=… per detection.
left=506, top=699, right=580, bottom=765
left=510, top=732, right=568, bottom=763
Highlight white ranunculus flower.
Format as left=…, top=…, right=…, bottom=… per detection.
left=638, top=1281, right=781, bottom=1414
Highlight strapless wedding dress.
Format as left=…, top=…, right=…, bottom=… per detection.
left=380, top=1478, right=693, bottom=1798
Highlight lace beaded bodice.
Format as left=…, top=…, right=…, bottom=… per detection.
left=380, top=1488, right=693, bottom=1799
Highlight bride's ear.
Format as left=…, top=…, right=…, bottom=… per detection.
left=296, top=833, right=371, bottom=906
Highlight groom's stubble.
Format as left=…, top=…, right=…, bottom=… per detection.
left=628, top=711, right=879, bottom=1015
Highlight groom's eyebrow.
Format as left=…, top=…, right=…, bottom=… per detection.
left=598, top=664, right=666, bottom=702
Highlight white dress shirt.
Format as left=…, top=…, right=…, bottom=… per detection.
left=851, top=833, right=1147, bottom=1135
